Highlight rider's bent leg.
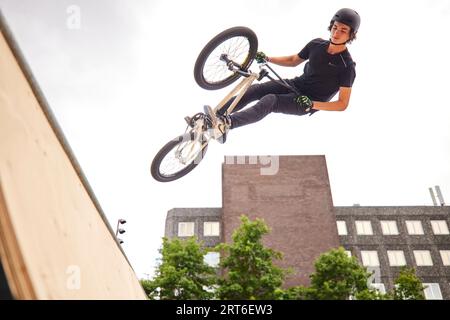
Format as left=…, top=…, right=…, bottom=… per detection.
left=228, top=92, right=311, bottom=129
left=216, top=80, right=292, bottom=117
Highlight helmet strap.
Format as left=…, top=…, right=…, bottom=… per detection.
left=329, top=38, right=347, bottom=46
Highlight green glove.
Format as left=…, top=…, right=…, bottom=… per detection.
left=294, top=95, right=314, bottom=113
left=255, top=51, right=267, bottom=64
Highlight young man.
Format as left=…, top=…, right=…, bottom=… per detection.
left=206, top=8, right=360, bottom=143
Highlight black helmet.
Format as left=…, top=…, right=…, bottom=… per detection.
left=331, top=8, right=360, bottom=33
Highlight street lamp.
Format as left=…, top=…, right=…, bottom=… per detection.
left=115, top=218, right=127, bottom=244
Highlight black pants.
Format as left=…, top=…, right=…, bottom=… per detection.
left=217, top=80, right=312, bottom=129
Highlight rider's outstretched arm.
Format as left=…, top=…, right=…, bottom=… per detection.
left=267, top=54, right=305, bottom=67
left=312, top=87, right=352, bottom=112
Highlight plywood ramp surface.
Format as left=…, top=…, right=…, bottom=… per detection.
left=0, top=16, right=146, bottom=299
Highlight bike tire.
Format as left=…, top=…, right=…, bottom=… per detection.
left=194, top=26, right=258, bottom=90
left=151, top=132, right=208, bottom=182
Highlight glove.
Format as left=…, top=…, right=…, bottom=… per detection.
left=294, top=95, right=314, bottom=113
left=255, top=51, right=268, bottom=64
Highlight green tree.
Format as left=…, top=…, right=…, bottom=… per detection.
left=142, top=237, right=217, bottom=300
left=302, top=248, right=425, bottom=300
left=276, top=285, right=315, bottom=300
left=392, top=267, right=425, bottom=300
left=141, top=224, right=427, bottom=301
left=215, top=215, right=288, bottom=300
left=354, top=287, right=390, bottom=300
left=308, top=247, right=373, bottom=300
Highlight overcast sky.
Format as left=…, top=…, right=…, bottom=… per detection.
left=1, top=0, right=449, bottom=279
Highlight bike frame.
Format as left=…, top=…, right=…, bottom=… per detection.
left=213, top=71, right=259, bottom=116
left=213, top=55, right=299, bottom=116
left=176, top=57, right=299, bottom=165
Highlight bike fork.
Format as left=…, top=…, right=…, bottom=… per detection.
left=175, top=121, right=209, bottom=165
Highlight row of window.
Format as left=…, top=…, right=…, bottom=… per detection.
left=337, top=219, right=450, bottom=236
left=347, top=249, right=450, bottom=267
left=204, top=250, right=450, bottom=300
left=370, top=282, right=444, bottom=300
left=203, top=251, right=446, bottom=300
left=178, top=221, right=220, bottom=237
left=178, top=220, right=450, bottom=237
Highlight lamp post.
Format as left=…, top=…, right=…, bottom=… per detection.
left=115, top=218, right=126, bottom=244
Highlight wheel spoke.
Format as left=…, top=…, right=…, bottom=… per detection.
left=202, top=36, right=250, bottom=84
left=158, top=138, right=205, bottom=177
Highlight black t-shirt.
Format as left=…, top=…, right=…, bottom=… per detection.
left=294, top=38, right=356, bottom=102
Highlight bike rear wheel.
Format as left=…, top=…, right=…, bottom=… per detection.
left=194, top=26, right=258, bottom=90
left=151, top=132, right=208, bottom=182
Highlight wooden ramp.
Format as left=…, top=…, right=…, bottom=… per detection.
left=0, top=12, right=146, bottom=299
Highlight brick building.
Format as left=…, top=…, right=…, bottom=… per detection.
left=164, top=155, right=450, bottom=299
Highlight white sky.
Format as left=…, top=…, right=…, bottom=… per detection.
left=1, top=0, right=449, bottom=280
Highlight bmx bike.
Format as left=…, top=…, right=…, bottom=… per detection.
left=151, top=26, right=300, bottom=182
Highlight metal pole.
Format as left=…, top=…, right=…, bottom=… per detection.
left=429, top=187, right=438, bottom=206
left=115, top=219, right=120, bottom=237
left=435, top=186, right=445, bottom=206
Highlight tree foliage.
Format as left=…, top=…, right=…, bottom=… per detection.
left=305, top=248, right=425, bottom=300
left=215, top=215, right=288, bottom=300
left=142, top=217, right=427, bottom=301
left=142, top=237, right=216, bottom=300
left=308, top=247, right=372, bottom=299
left=392, top=267, right=425, bottom=300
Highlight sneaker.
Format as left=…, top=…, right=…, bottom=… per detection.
left=203, top=105, right=231, bottom=144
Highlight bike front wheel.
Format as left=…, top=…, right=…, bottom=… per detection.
left=194, top=26, right=258, bottom=90
left=151, top=132, right=209, bottom=182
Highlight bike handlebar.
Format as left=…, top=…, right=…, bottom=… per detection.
left=220, top=53, right=299, bottom=95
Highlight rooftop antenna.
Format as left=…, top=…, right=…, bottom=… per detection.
left=429, top=187, right=438, bottom=206
left=435, top=185, right=445, bottom=206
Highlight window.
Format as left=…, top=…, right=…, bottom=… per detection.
left=380, top=221, right=399, bottom=235
left=345, top=250, right=352, bottom=258
left=431, top=220, right=450, bottom=235
left=370, top=283, right=386, bottom=294
left=405, top=220, right=424, bottom=235
left=423, top=283, right=443, bottom=300
left=355, top=221, right=373, bottom=235
left=204, top=222, right=220, bottom=236
left=204, top=252, right=220, bottom=268
left=413, top=250, right=433, bottom=266
left=387, top=250, right=407, bottom=266
left=439, top=250, right=450, bottom=266
left=361, top=251, right=380, bottom=267
left=336, top=221, right=348, bottom=235
left=178, top=222, right=195, bottom=237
